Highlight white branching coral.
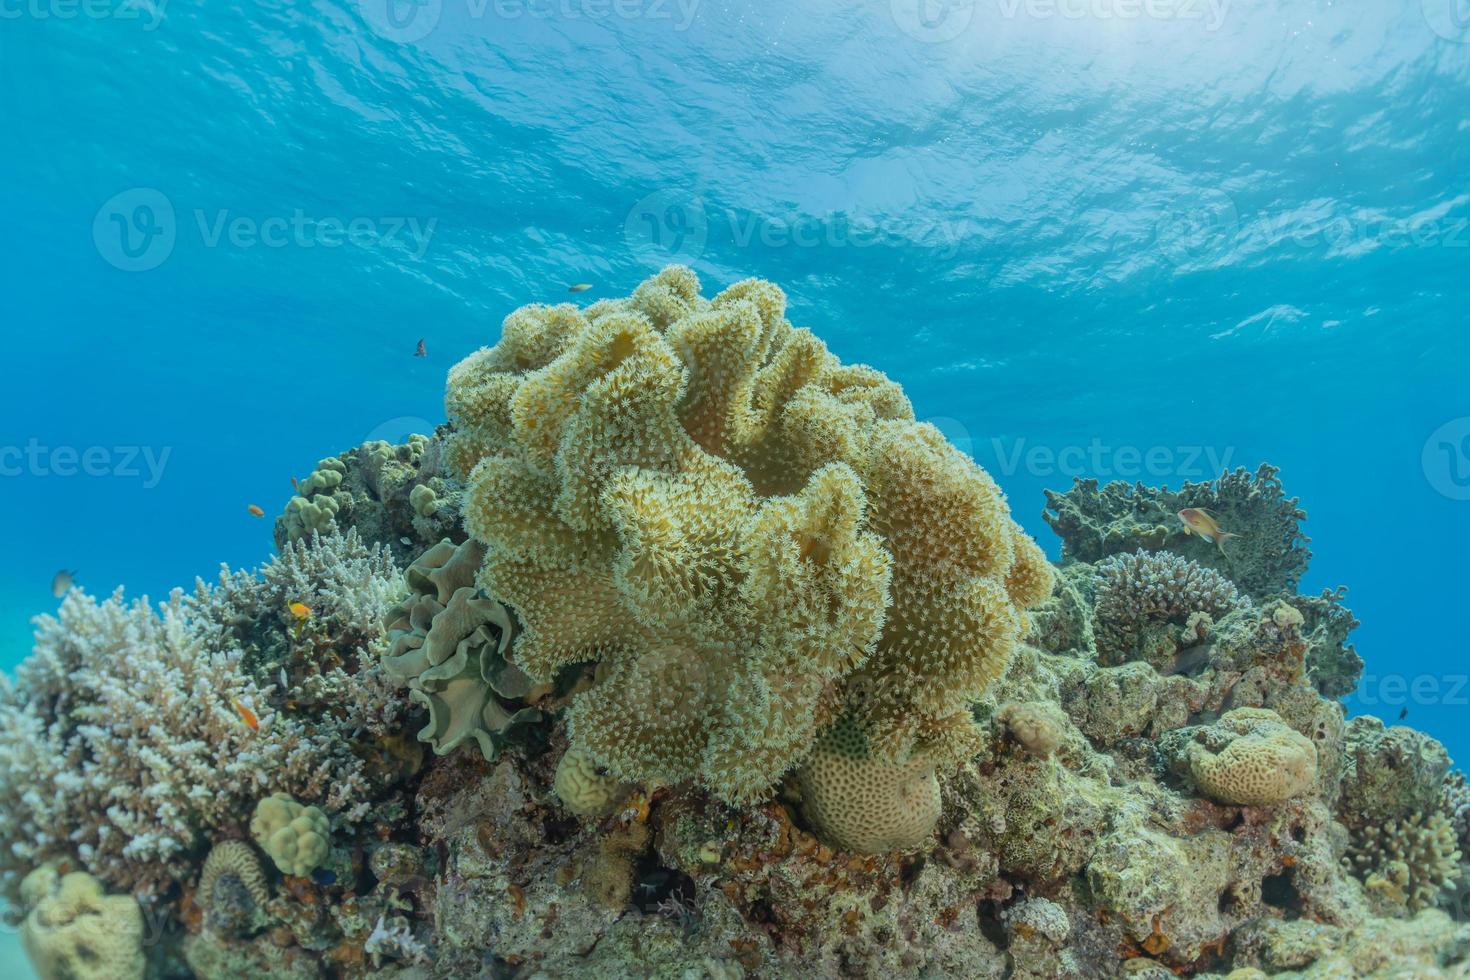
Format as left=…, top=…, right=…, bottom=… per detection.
left=0, top=531, right=407, bottom=899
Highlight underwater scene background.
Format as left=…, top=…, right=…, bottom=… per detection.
left=2, top=0, right=1469, bottom=976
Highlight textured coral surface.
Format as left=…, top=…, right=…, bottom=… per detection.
left=445, top=266, right=1051, bottom=804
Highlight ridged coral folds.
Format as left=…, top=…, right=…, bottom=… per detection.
left=446, top=267, right=1051, bottom=802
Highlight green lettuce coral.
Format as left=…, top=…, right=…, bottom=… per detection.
left=445, top=266, right=1052, bottom=812
left=381, top=538, right=543, bottom=760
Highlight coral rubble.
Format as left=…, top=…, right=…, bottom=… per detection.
left=3, top=269, right=1468, bottom=979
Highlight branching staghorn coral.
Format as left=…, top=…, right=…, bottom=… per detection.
left=1092, top=549, right=1247, bottom=666
left=0, top=532, right=406, bottom=899
left=445, top=266, right=1052, bottom=806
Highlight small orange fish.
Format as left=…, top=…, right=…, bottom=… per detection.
left=247, top=504, right=265, bottom=518
left=1177, top=508, right=1238, bottom=553
left=231, top=699, right=260, bottom=732
left=288, top=601, right=312, bottom=638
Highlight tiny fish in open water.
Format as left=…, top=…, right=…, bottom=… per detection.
left=51, top=570, right=77, bottom=598
left=568, top=283, right=592, bottom=293
left=1177, top=508, right=1237, bottom=553
left=414, top=338, right=427, bottom=357
left=247, top=504, right=265, bottom=518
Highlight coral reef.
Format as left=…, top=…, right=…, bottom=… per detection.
left=1093, top=548, right=1248, bottom=667
left=0, top=542, right=391, bottom=895
left=1165, top=707, right=1320, bottom=806
left=445, top=266, right=1051, bottom=810
left=274, top=434, right=465, bottom=566
left=4, top=272, right=1468, bottom=978
left=19, top=864, right=145, bottom=980
left=1042, top=463, right=1310, bottom=598
left=380, top=538, right=544, bottom=761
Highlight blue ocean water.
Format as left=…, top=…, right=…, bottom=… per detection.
left=3, top=0, right=1468, bottom=783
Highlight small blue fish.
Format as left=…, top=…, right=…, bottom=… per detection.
left=311, top=868, right=337, bottom=886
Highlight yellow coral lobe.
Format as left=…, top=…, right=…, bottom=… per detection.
left=446, top=267, right=1051, bottom=805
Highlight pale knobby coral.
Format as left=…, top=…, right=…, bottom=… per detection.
left=0, top=588, right=376, bottom=898
left=997, top=701, right=1068, bottom=758
left=1344, top=811, right=1463, bottom=912
left=251, top=793, right=331, bottom=877
left=445, top=266, right=1051, bottom=809
left=380, top=538, right=543, bottom=760
left=1183, top=708, right=1319, bottom=806
left=1092, top=549, right=1247, bottom=666
left=19, top=864, right=145, bottom=980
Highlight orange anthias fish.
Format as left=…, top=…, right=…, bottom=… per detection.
left=247, top=504, right=265, bottom=518
left=288, top=601, right=312, bottom=637
left=231, top=698, right=260, bottom=732
left=1177, top=507, right=1238, bottom=553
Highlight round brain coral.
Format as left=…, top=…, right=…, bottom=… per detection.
left=445, top=266, right=1052, bottom=806
left=1186, top=708, right=1319, bottom=806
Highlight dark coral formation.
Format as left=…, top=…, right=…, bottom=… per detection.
left=1042, top=462, right=1310, bottom=599
left=273, top=432, right=465, bottom=567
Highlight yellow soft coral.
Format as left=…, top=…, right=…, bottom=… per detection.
left=447, top=267, right=1051, bottom=806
